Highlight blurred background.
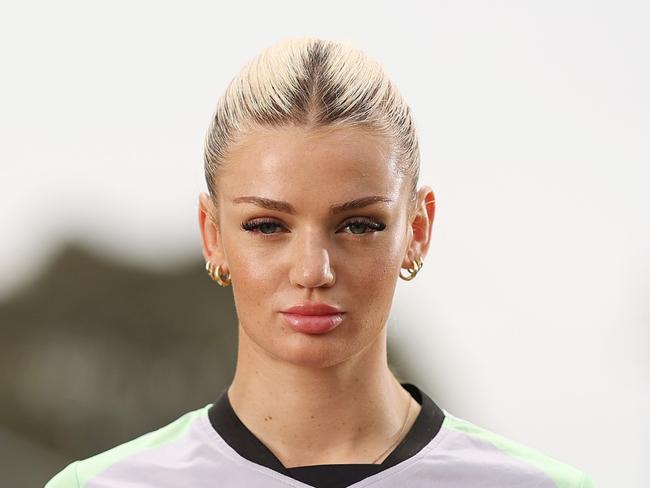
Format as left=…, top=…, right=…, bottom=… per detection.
left=1, top=1, right=648, bottom=487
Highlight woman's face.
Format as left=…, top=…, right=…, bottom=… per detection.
left=200, top=125, right=431, bottom=369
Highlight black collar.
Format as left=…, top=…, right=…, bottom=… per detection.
left=208, top=382, right=445, bottom=488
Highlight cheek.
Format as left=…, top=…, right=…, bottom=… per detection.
left=229, top=252, right=278, bottom=314
left=220, top=232, right=280, bottom=317
left=233, top=252, right=277, bottom=286
left=221, top=219, right=277, bottom=281
left=342, top=232, right=405, bottom=306
left=349, top=246, right=398, bottom=283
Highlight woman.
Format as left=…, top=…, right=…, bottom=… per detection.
left=46, top=37, right=594, bottom=488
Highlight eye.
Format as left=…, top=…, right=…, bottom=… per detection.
left=241, top=218, right=286, bottom=235
left=339, top=218, right=386, bottom=235
left=241, top=217, right=387, bottom=237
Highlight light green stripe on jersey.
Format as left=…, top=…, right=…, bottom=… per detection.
left=44, top=460, right=80, bottom=488
left=442, top=412, right=594, bottom=488
left=45, top=404, right=210, bottom=488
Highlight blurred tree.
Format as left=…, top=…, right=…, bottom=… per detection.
left=0, top=242, right=238, bottom=460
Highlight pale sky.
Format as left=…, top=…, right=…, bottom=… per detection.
left=1, top=1, right=648, bottom=486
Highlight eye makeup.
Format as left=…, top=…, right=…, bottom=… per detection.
left=240, top=217, right=386, bottom=236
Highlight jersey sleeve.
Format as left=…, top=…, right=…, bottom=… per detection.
left=44, top=461, right=80, bottom=488
left=579, top=472, right=596, bottom=488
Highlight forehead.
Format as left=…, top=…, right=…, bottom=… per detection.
left=218, top=125, right=403, bottom=203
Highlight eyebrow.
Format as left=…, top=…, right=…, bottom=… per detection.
left=231, top=195, right=394, bottom=215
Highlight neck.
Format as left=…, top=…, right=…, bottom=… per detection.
left=227, top=325, right=421, bottom=467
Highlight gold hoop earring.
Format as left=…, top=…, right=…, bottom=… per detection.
left=205, top=261, right=231, bottom=287
left=399, top=256, right=423, bottom=281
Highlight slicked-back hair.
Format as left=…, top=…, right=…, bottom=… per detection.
left=203, top=37, right=421, bottom=213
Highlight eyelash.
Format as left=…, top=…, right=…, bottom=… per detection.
left=240, top=218, right=387, bottom=236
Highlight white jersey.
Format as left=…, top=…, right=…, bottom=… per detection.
left=45, top=383, right=594, bottom=487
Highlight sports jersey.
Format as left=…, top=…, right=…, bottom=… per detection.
left=45, top=383, right=594, bottom=487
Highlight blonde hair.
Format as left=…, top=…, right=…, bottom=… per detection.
left=203, top=36, right=421, bottom=211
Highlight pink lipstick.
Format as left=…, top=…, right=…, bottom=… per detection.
left=280, top=303, right=345, bottom=335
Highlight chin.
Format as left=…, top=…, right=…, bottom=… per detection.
left=271, top=334, right=358, bottom=369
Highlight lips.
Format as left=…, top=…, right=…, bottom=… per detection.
left=280, top=303, right=345, bottom=334
left=282, top=303, right=343, bottom=315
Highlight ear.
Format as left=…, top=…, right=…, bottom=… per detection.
left=401, top=186, right=436, bottom=269
left=198, top=192, right=227, bottom=268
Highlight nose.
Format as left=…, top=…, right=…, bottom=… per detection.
left=288, top=231, right=335, bottom=289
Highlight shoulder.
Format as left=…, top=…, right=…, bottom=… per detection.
left=435, top=410, right=595, bottom=488
left=44, top=405, right=211, bottom=488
